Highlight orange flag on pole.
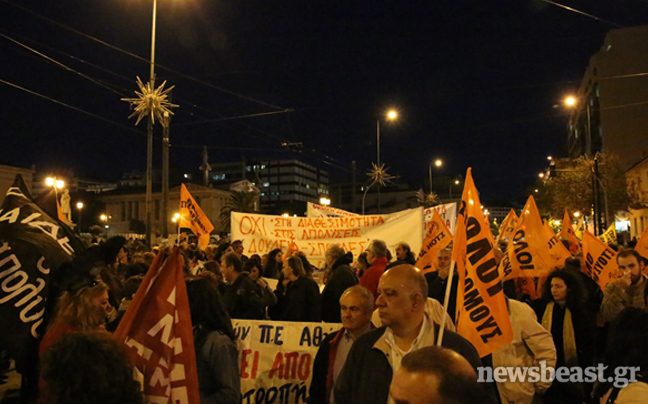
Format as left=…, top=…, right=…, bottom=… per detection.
left=497, top=209, right=518, bottom=243
left=451, top=168, right=513, bottom=357
left=415, top=208, right=453, bottom=273
left=500, top=196, right=555, bottom=281
left=180, top=183, right=214, bottom=250
left=561, top=210, right=581, bottom=254
left=115, top=247, right=201, bottom=404
left=636, top=224, right=648, bottom=262
left=543, top=221, right=572, bottom=267
left=582, top=231, right=623, bottom=291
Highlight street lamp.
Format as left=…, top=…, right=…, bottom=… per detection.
left=429, top=159, right=442, bottom=195
left=449, top=179, right=460, bottom=199
left=376, top=109, right=398, bottom=166
left=100, top=214, right=109, bottom=239
left=319, top=197, right=331, bottom=206
left=76, top=202, right=84, bottom=233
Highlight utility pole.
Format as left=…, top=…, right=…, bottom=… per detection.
left=162, top=111, right=170, bottom=238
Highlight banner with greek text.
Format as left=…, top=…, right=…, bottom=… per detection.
left=598, top=224, right=617, bottom=245
left=500, top=196, right=555, bottom=281
left=542, top=222, right=572, bottom=267
left=415, top=208, right=453, bottom=273
left=497, top=209, right=518, bottom=243
left=582, top=231, right=622, bottom=291
left=424, top=202, right=457, bottom=234
left=453, top=168, right=512, bottom=358
left=180, top=183, right=214, bottom=250
left=234, top=319, right=341, bottom=404
left=115, top=248, right=200, bottom=404
left=636, top=225, right=648, bottom=262
left=231, top=208, right=423, bottom=269
left=0, top=175, right=84, bottom=370
left=306, top=202, right=359, bottom=218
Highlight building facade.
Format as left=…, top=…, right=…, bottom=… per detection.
left=626, top=156, right=648, bottom=239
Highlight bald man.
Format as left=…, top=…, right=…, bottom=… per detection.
left=390, top=346, right=492, bottom=404
left=334, top=265, right=486, bottom=404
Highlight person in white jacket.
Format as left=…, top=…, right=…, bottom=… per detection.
left=492, top=298, right=557, bottom=404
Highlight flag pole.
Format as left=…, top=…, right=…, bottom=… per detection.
left=436, top=259, right=457, bottom=346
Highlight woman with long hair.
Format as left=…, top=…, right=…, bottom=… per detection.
left=263, top=248, right=283, bottom=279
left=532, top=269, right=595, bottom=404
left=272, top=256, right=320, bottom=322
left=186, top=276, right=240, bottom=404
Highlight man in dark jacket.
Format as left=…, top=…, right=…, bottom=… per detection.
left=334, top=265, right=487, bottom=404
left=220, top=252, right=269, bottom=319
left=321, top=244, right=358, bottom=322
left=309, top=285, right=374, bottom=404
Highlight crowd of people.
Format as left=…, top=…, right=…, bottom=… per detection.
left=7, top=230, right=648, bottom=404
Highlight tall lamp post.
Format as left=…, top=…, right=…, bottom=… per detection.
left=144, top=0, right=159, bottom=248
left=374, top=109, right=398, bottom=213
left=76, top=202, right=84, bottom=233
left=428, top=159, right=442, bottom=195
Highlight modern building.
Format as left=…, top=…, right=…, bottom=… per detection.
left=209, top=159, right=329, bottom=214
left=626, top=155, right=648, bottom=239
left=566, top=25, right=648, bottom=170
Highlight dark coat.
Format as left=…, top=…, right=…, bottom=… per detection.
left=222, top=274, right=267, bottom=320
left=334, top=324, right=485, bottom=404
left=274, top=276, right=321, bottom=322
left=321, top=253, right=358, bottom=323
left=425, top=270, right=459, bottom=322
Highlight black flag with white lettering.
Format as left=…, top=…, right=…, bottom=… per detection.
left=0, top=175, right=85, bottom=373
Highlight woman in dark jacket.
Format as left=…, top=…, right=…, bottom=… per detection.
left=273, top=256, right=321, bottom=322
left=263, top=248, right=283, bottom=279
left=186, top=277, right=240, bottom=404
left=532, top=269, right=595, bottom=404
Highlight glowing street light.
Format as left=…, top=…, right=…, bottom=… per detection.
left=564, top=96, right=576, bottom=107
left=574, top=211, right=581, bottom=218
left=429, top=159, right=443, bottom=195
left=319, top=197, right=331, bottom=206
left=76, top=202, right=84, bottom=232
left=539, top=173, right=545, bottom=178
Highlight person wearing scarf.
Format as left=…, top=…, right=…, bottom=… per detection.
left=532, top=269, right=596, bottom=404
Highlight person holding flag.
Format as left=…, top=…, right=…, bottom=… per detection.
left=600, top=249, right=647, bottom=323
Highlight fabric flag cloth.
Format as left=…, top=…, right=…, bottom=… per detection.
left=582, top=231, right=622, bottom=291
left=636, top=224, right=648, bottom=262
left=0, top=175, right=85, bottom=383
left=115, top=247, right=201, bottom=404
left=496, top=209, right=518, bottom=243
left=415, top=208, right=453, bottom=273
left=598, top=224, right=617, bottom=245
left=574, top=216, right=585, bottom=240
left=180, top=184, right=214, bottom=250
left=560, top=210, right=581, bottom=254
left=499, top=196, right=555, bottom=281
left=451, top=168, right=513, bottom=358
left=542, top=222, right=572, bottom=268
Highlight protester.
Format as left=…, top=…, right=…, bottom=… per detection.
left=493, top=297, right=557, bottom=404
left=321, top=244, right=358, bottom=322
left=386, top=241, right=416, bottom=269
left=272, top=256, right=321, bottom=322
left=355, top=252, right=370, bottom=279
left=532, top=269, right=595, bottom=403
left=40, top=332, right=143, bottom=404
left=186, top=276, right=241, bottom=404
left=309, top=286, right=374, bottom=404
left=220, top=252, right=271, bottom=320
left=600, top=249, right=647, bottom=323
left=593, top=307, right=648, bottom=403
left=425, top=248, right=458, bottom=322
left=263, top=248, right=283, bottom=279
left=359, top=239, right=389, bottom=301
left=296, top=251, right=316, bottom=279
left=389, top=346, right=493, bottom=404
left=231, top=240, right=249, bottom=262
left=334, top=265, right=484, bottom=404
left=243, top=259, right=277, bottom=318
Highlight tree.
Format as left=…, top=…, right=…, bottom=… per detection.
left=536, top=154, right=630, bottom=219
left=219, top=190, right=259, bottom=232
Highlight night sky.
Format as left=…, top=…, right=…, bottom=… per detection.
left=2, top=0, right=648, bottom=204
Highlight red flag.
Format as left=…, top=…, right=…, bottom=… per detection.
left=115, top=248, right=201, bottom=404
left=452, top=168, right=513, bottom=357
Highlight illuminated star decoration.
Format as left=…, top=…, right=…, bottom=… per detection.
left=367, top=163, right=396, bottom=187
left=121, top=77, right=178, bottom=127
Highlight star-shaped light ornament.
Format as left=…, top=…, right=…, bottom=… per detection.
left=367, top=163, right=396, bottom=187
left=121, top=77, right=178, bottom=127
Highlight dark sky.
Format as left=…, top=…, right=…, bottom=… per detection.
left=2, top=0, right=648, bottom=203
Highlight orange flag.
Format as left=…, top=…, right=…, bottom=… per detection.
left=500, top=196, right=556, bottom=281
left=636, top=224, right=648, bottom=262
left=560, top=210, right=581, bottom=254
left=497, top=209, right=518, bottom=243
left=416, top=208, right=453, bottom=273
left=180, top=183, right=214, bottom=250
left=115, top=248, right=201, bottom=404
left=453, top=168, right=513, bottom=357
left=543, top=221, right=572, bottom=267
left=582, top=231, right=623, bottom=291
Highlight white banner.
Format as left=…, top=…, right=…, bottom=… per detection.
left=306, top=202, right=359, bottom=218
left=232, top=208, right=424, bottom=268
left=235, top=319, right=341, bottom=404
left=424, top=202, right=457, bottom=234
